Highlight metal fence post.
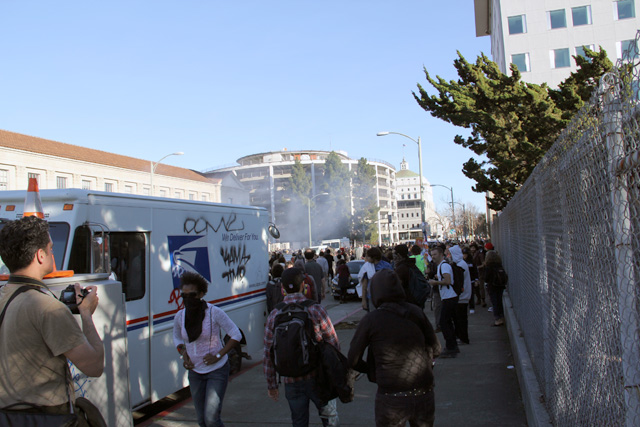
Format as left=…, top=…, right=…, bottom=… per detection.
left=602, top=70, right=640, bottom=427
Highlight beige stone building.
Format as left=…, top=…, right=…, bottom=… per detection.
left=0, top=129, right=221, bottom=201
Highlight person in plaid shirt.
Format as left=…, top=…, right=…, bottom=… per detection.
left=263, top=267, right=340, bottom=427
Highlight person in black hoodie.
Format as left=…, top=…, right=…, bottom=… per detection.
left=392, top=244, right=420, bottom=307
left=348, top=269, right=441, bottom=427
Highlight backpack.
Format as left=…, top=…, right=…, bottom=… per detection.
left=440, top=261, right=465, bottom=295
left=492, top=266, right=508, bottom=288
left=407, top=266, right=432, bottom=308
left=301, top=274, right=316, bottom=301
left=271, top=299, right=319, bottom=377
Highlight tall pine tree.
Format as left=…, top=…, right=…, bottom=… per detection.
left=413, top=48, right=612, bottom=210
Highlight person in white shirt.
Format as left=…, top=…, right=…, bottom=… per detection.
left=428, top=245, right=459, bottom=358
left=448, top=245, right=472, bottom=345
left=173, top=271, right=242, bottom=427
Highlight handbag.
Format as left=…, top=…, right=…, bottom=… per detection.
left=0, top=285, right=106, bottom=427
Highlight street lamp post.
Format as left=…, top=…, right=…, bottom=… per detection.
left=430, top=184, right=456, bottom=238
left=150, top=152, right=184, bottom=196
left=307, top=192, right=329, bottom=247
left=377, top=131, right=425, bottom=230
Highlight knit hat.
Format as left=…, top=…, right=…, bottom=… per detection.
left=484, top=242, right=494, bottom=250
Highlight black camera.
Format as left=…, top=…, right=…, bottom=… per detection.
left=59, top=285, right=89, bottom=314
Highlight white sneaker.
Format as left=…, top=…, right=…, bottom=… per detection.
left=488, top=307, right=493, bottom=312
left=469, top=309, right=475, bottom=314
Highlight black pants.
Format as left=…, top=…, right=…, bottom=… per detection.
left=439, top=297, right=458, bottom=351
left=375, top=389, right=435, bottom=427
left=454, top=303, right=469, bottom=344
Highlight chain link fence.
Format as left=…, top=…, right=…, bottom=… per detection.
left=492, top=31, right=640, bottom=427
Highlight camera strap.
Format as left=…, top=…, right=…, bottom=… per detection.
left=0, top=285, right=40, bottom=329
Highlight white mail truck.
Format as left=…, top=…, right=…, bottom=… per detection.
left=0, top=189, right=273, bottom=416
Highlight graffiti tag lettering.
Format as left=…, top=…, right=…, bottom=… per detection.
left=168, top=288, right=184, bottom=309
left=184, top=214, right=245, bottom=235
left=220, top=245, right=251, bottom=282
left=69, top=360, right=90, bottom=397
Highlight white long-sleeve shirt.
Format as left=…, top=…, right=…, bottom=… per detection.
left=173, top=303, right=242, bottom=374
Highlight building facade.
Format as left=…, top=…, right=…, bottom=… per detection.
left=395, top=159, right=441, bottom=242
left=0, top=129, right=222, bottom=201
left=204, top=150, right=399, bottom=247
left=475, top=0, right=639, bottom=87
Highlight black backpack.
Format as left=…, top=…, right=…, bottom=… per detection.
left=271, top=299, right=319, bottom=377
left=407, top=266, right=432, bottom=308
left=441, top=261, right=465, bottom=295
left=492, top=266, right=508, bottom=288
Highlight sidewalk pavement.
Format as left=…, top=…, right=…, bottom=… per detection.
left=140, top=297, right=527, bottom=426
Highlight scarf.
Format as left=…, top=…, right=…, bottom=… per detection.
left=183, top=297, right=207, bottom=343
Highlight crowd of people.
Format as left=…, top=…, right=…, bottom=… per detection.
left=0, top=214, right=506, bottom=427
left=262, top=239, right=507, bottom=426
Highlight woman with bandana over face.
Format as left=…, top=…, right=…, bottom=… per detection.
left=173, top=271, right=242, bottom=427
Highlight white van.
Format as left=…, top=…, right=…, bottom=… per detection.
left=0, top=189, right=273, bottom=411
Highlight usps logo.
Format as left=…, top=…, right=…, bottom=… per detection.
left=168, top=235, right=212, bottom=289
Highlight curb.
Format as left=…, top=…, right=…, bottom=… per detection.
left=503, top=292, right=552, bottom=427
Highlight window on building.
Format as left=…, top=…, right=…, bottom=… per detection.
left=619, top=39, right=640, bottom=60
left=508, top=15, right=527, bottom=34
left=548, top=9, right=567, bottom=29
left=575, top=44, right=596, bottom=60
left=0, top=169, right=8, bottom=190
left=82, top=180, right=91, bottom=190
left=511, top=53, right=530, bottom=72
left=552, top=48, right=571, bottom=68
left=189, top=193, right=196, bottom=200
left=142, top=187, right=150, bottom=196
left=56, top=177, right=67, bottom=189
left=174, top=191, right=181, bottom=199
left=201, top=193, right=208, bottom=201
left=124, top=185, right=133, bottom=194
left=105, top=182, right=114, bottom=192
left=616, top=0, right=636, bottom=20
left=159, top=189, right=167, bottom=197
left=571, top=5, right=592, bottom=26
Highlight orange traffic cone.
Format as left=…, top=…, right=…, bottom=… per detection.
left=21, top=178, right=74, bottom=279
left=23, top=178, right=45, bottom=219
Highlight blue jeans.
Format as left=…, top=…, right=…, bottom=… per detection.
left=284, top=378, right=339, bottom=427
left=489, top=288, right=505, bottom=320
left=188, top=361, right=230, bottom=427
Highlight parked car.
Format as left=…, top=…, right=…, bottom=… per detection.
left=330, top=260, right=365, bottom=300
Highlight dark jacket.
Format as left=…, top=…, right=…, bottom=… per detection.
left=347, top=269, right=440, bottom=393
left=265, top=278, right=284, bottom=313
left=315, top=341, right=354, bottom=403
left=393, top=256, right=420, bottom=306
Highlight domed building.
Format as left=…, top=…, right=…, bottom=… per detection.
left=204, top=150, right=398, bottom=247
left=395, top=158, right=441, bottom=241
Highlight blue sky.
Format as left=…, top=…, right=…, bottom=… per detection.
left=0, top=1, right=491, bottom=212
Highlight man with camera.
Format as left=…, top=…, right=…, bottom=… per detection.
left=0, top=216, right=104, bottom=413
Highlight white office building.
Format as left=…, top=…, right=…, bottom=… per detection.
left=205, top=150, right=399, bottom=246
left=475, top=0, right=639, bottom=87
left=395, top=159, right=440, bottom=242
left=0, top=129, right=221, bottom=201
